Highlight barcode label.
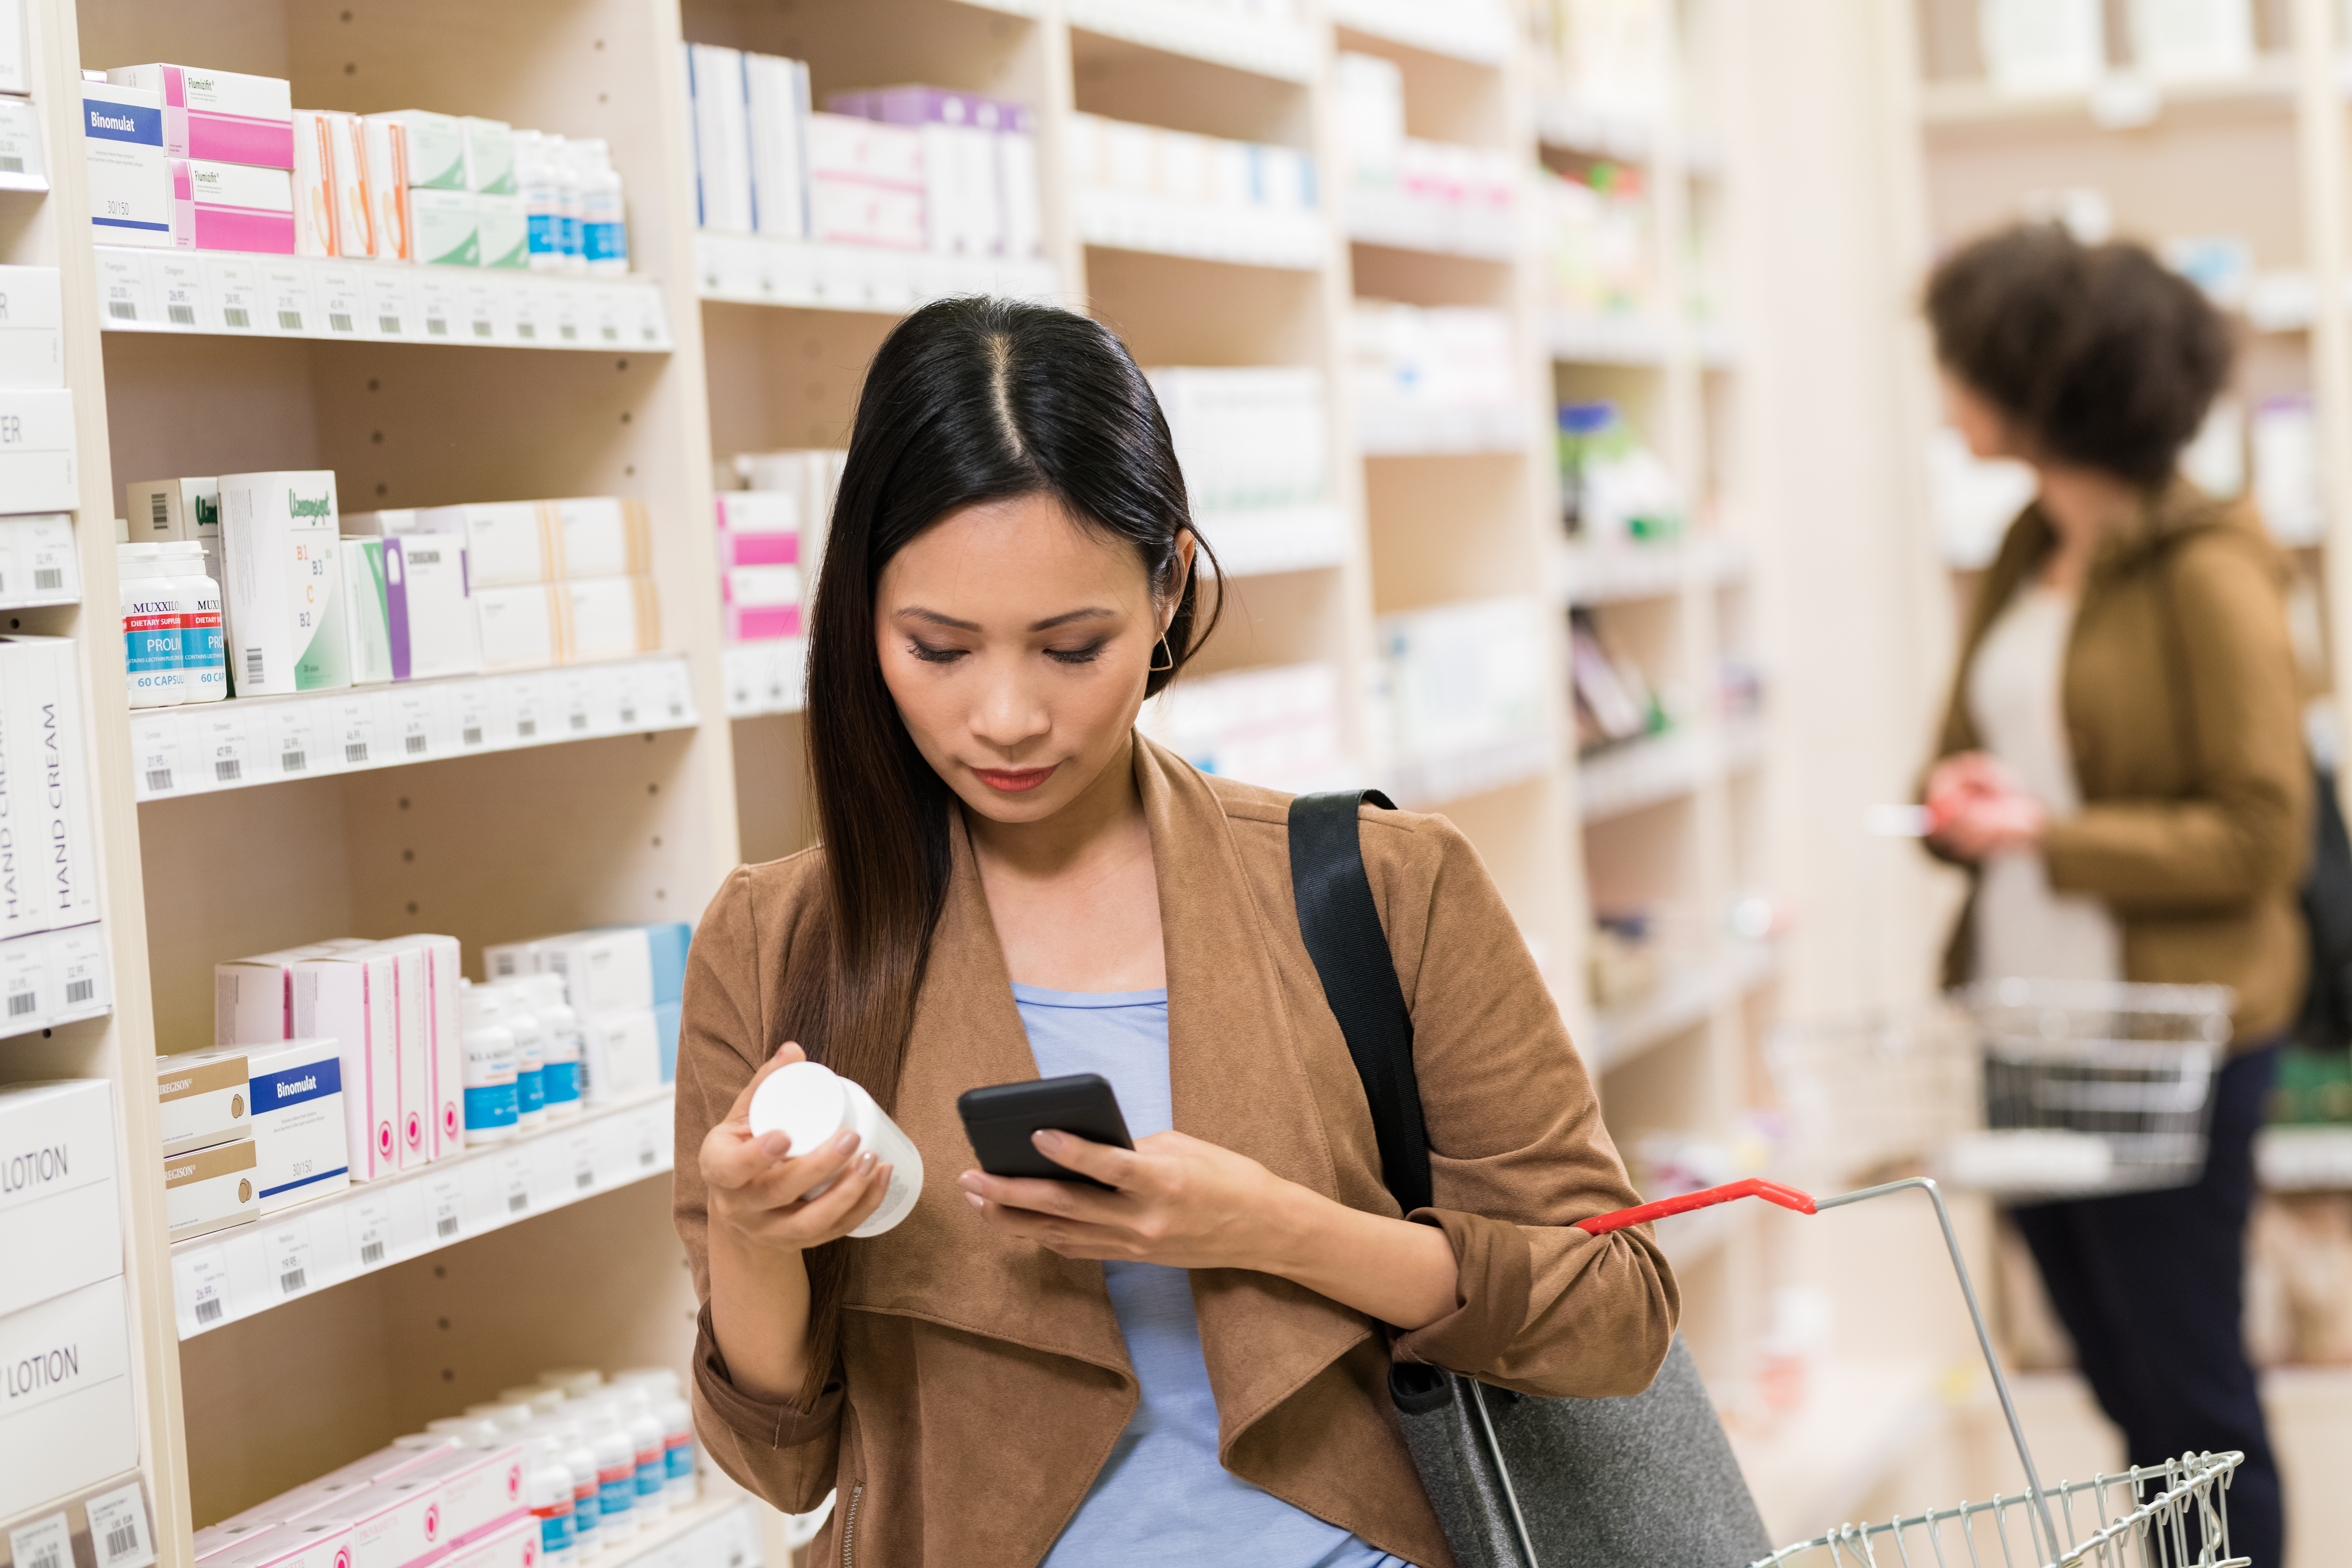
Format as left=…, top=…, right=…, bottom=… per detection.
left=65, top=978, right=94, bottom=1005
left=215, top=758, right=242, bottom=781
left=618, top=705, right=637, bottom=725
left=473, top=320, right=493, bottom=338
left=344, top=741, right=368, bottom=764
left=569, top=712, right=588, bottom=732
left=436, top=1214, right=459, bottom=1237
left=106, top=1526, right=140, bottom=1559
left=246, top=647, right=264, bottom=681
left=282, top=750, right=306, bottom=772
left=507, top=1191, right=528, bottom=1212
left=360, top=1238, right=385, bottom=1265
left=168, top=304, right=197, bottom=325
left=7, top=991, right=33, bottom=1017
left=279, top=1268, right=307, bottom=1294
left=151, top=494, right=170, bottom=527
left=517, top=323, right=536, bottom=340
left=380, top=315, right=402, bottom=334
left=26, top=1546, right=59, bottom=1568
left=109, top=300, right=137, bottom=319
left=561, top=324, right=578, bottom=341
left=405, top=733, right=428, bottom=754
left=576, top=1168, right=594, bottom=1190
left=427, top=316, right=449, bottom=336
left=34, top=567, right=60, bottom=590
left=640, top=1145, right=656, bottom=1167
left=330, top=312, right=354, bottom=332
left=0, top=156, right=22, bottom=173
left=463, top=725, right=483, bottom=745
left=145, top=767, right=173, bottom=792
left=276, top=310, right=303, bottom=330
left=517, top=719, right=537, bottom=738
left=195, top=1295, right=223, bottom=1323
left=223, top=307, right=249, bottom=327
left=603, top=324, right=619, bottom=342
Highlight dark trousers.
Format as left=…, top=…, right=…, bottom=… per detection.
left=2011, top=1041, right=2282, bottom=1568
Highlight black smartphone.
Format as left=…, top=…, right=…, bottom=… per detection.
left=957, top=1073, right=1136, bottom=1190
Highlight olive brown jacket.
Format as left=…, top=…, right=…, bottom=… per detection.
left=1930, top=479, right=2311, bottom=1045
left=672, top=737, right=1676, bottom=1568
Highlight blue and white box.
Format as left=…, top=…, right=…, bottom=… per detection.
left=82, top=80, right=172, bottom=248
left=247, top=1037, right=351, bottom=1213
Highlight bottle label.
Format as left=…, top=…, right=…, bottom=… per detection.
left=583, top=220, right=624, bottom=264
left=571, top=1484, right=598, bottom=1534
left=528, top=212, right=560, bottom=256
left=597, top=1466, right=634, bottom=1517
left=187, top=605, right=225, bottom=669
left=124, top=608, right=183, bottom=672
left=540, top=1060, right=580, bottom=1107
left=560, top=214, right=580, bottom=256
left=463, top=1081, right=519, bottom=1129
left=634, top=1459, right=662, bottom=1499
left=518, top=1064, right=545, bottom=1118
left=664, top=1437, right=693, bottom=1481
left=534, top=1507, right=574, bottom=1557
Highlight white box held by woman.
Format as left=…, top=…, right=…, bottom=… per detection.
left=219, top=470, right=348, bottom=694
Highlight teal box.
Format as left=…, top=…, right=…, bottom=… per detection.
left=644, top=921, right=691, bottom=1007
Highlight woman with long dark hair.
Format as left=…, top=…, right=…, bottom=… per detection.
left=673, top=297, right=1673, bottom=1567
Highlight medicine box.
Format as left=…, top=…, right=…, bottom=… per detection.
left=475, top=584, right=559, bottom=672
left=172, top=158, right=296, bottom=253
left=0, top=1079, right=121, bottom=1317
left=219, top=470, right=349, bottom=695
left=125, top=474, right=221, bottom=549
left=489, top=927, right=656, bottom=1014
left=685, top=44, right=753, bottom=233
left=405, top=503, right=549, bottom=587
left=291, top=110, right=339, bottom=257
left=209, top=1521, right=353, bottom=1568
left=0, top=95, right=47, bottom=194
left=0, top=638, right=98, bottom=932
left=193, top=1522, right=276, bottom=1561
left=214, top=947, right=328, bottom=1044
left=246, top=1037, right=351, bottom=1212
left=351, top=938, right=430, bottom=1166
left=581, top=1007, right=661, bottom=1101
left=446, top=1517, right=532, bottom=1568
left=382, top=535, right=481, bottom=681
left=325, top=111, right=374, bottom=259
left=406, top=1443, right=527, bottom=1551
left=715, top=488, right=799, bottom=539
left=413, top=934, right=464, bottom=1159
left=155, top=1047, right=249, bottom=1156
left=463, top=117, right=516, bottom=196
left=368, top=110, right=466, bottom=191
left=83, top=80, right=171, bottom=249
left=745, top=51, right=812, bottom=239
left=108, top=64, right=294, bottom=167
left=163, top=1136, right=260, bottom=1239
left=360, top=116, right=412, bottom=262
left=341, top=537, right=395, bottom=686
left=0, top=265, right=62, bottom=389
left=0, top=1275, right=137, bottom=1521
left=545, top=497, right=649, bottom=578
left=409, top=187, right=479, bottom=267
left=309, top=1436, right=457, bottom=1496
left=0, top=388, right=81, bottom=513
left=292, top=949, right=400, bottom=1181
left=561, top=576, right=659, bottom=663
left=477, top=191, right=527, bottom=269
left=305, top=1471, right=444, bottom=1568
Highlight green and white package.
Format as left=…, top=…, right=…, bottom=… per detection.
left=365, top=109, right=466, bottom=189
left=462, top=117, right=516, bottom=195
left=409, top=188, right=479, bottom=267
left=341, top=537, right=394, bottom=685
left=218, top=471, right=349, bottom=695
left=477, top=192, right=527, bottom=269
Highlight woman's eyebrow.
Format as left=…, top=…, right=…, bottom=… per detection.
left=890, top=606, right=1119, bottom=632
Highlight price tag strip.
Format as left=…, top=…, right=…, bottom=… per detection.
left=0, top=923, right=113, bottom=1047
left=167, top=1085, right=677, bottom=1336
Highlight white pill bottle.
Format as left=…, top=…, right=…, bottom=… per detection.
left=747, top=1061, right=924, bottom=1237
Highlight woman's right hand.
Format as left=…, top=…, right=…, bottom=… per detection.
left=700, top=1044, right=894, bottom=1254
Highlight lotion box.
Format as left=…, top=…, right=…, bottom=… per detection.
left=246, top=1037, right=351, bottom=1212
left=0, top=1079, right=121, bottom=1317
left=82, top=80, right=171, bottom=248
left=0, top=264, right=63, bottom=388
left=108, top=64, right=294, bottom=167
left=218, top=470, right=348, bottom=695
left=156, top=1047, right=249, bottom=1155
left=163, top=1136, right=260, bottom=1239
left=0, top=1275, right=137, bottom=1520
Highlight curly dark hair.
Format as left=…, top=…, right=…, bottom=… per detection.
left=1925, top=223, right=2234, bottom=484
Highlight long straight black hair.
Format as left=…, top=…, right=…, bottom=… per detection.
left=782, top=296, right=1216, bottom=1394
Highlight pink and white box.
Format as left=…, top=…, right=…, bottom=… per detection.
left=724, top=563, right=802, bottom=641
left=304, top=1476, right=441, bottom=1568
left=446, top=1517, right=535, bottom=1568
left=715, top=491, right=799, bottom=568
left=107, top=64, right=294, bottom=168
left=172, top=158, right=296, bottom=253
left=209, top=1521, right=354, bottom=1568
left=805, top=111, right=923, bottom=249
left=402, top=1444, right=527, bottom=1556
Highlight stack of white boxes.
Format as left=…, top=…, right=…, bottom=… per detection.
left=1139, top=662, right=1350, bottom=794
left=682, top=44, right=1043, bottom=259
left=1375, top=596, right=1551, bottom=765
left=0, top=264, right=81, bottom=604
left=1350, top=302, right=1520, bottom=452
left=99, top=63, right=298, bottom=255
left=1061, top=111, right=1319, bottom=262
left=486, top=922, right=689, bottom=1098
left=1146, top=367, right=1328, bottom=516
left=0, top=1079, right=136, bottom=1520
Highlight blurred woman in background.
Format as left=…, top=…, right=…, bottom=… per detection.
left=1921, top=223, right=2305, bottom=1568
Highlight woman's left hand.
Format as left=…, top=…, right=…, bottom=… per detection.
left=959, top=1129, right=1296, bottom=1271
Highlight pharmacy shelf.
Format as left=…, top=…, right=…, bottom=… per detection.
left=1556, top=535, right=1753, bottom=606
left=93, top=249, right=674, bottom=350
left=1358, top=406, right=1527, bottom=456
left=129, top=654, right=699, bottom=803
left=723, top=641, right=806, bottom=720
left=169, top=1087, right=675, bottom=1339
left=0, top=923, right=114, bottom=1045
left=1329, top=0, right=1512, bottom=66
left=1195, top=503, right=1351, bottom=577
left=1729, top=1357, right=1961, bottom=1545
left=1066, top=0, right=1320, bottom=83
left=1384, top=730, right=1558, bottom=812
left=1916, top=56, right=2297, bottom=131
left=1576, top=716, right=1762, bottom=823
left=1584, top=942, right=1776, bottom=1074
left=2258, top=1125, right=2352, bottom=1190
left=694, top=233, right=1059, bottom=316
left=1072, top=189, right=1327, bottom=270
left=1345, top=192, right=1515, bottom=262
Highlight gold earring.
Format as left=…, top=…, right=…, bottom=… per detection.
left=1149, top=636, right=1175, bottom=672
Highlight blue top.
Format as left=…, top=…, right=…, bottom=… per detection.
left=1012, top=982, right=1409, bottom=1568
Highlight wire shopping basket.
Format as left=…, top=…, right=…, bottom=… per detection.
left=1576, top=1177, right=2246, bottom=1568
left=1764, top=981, right=2233, bottom=1201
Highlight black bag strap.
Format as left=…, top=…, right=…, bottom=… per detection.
left=1287, top=790, right=1433, bottom=1217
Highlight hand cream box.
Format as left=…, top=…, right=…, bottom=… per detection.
left=247, top=1037, right=351, bottom=1211
left=409, top=186, right=478, bottom=266
left=108, top=64, right=294, bottom=167
left=0, top=264, right=63, bottom=389
left=340, top=537, right=395, bottom=685
left=173, top=158, right=295, bottom=253
left=163, top=1136, right=260, bottom=1239
left=156, top=1047, right=249, bottom=1156
left=0, top=1079, right=121, bottom=1317
left=292, top=949, right=400, bottom=1181
left=475, top=584, right=559, bottom=672
left=0, top=1275, right=137, bottom=1521
left=0, top=636, right=98, bottom=932
left=219, top=470, right=349, bottom=695
left=82, top=80, right=172, bottom=249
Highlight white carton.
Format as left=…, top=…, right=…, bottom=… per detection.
left=409, top=186, right=478, bottom=267
left=403, top=1443, right=527, bottom=1552
left=0, top=1079, right=121, bottom=1317
left=477, top=191, right=527, bottom=270
left=209, top=1520, right=353, bottom=1568
left=303, top=1470, right=445, bottom=1568
left=83, top=80, right=171, bottom=249
left=155, top=1047, right=249, bottom=1156
left=367, top=110, right=466, bottom=190
left=213, top=946, right=339, bottom=1044
left=292, top=110, right=340, bottom=256
left=462, top=117, right=516, bottom=195
left=0, top=387, right=79, bottom=512
left=163, top=1136, right=260, bottom=1238
left=579, top=1007, right=660, bottom=1101
left=0, top=637, right=50, bottom=941
left=413, top=934, right=464, bottom=1159
left=0, top=637, right=98, bottom=932
left=561, top=576, right=659, bottom=662
left=351, top=938, right=431, bottom=1166
left=219, top=470, right=348, bottom=694
left=292, top=949, right=400, bottom=1181
left=486, top=927, right=654, bottom=1012
left=124, top=474, right=222, bottom=563
left=745, top=51, right=811, bottom=238
left=475, top=584, right=559, bottom=672
left=384, top=533, right=479, bottom=681
left=246, top=1037, right=351, bottom=1211
left=545, top=496, right=648, bottom=578
left=446, top=1517, right=531, bottom=1568
left=686, top=44, right=753, bottom=233
left=0, top=264, right=62, bottom=388
left=341, top=537, right=394, bottom=685
left=0, top=1275, right=138, bottom=1520
left=405, top=502, right=548, bottom=585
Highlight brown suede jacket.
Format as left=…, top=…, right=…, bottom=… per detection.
left=1931, top=479, right=2311, bottom=1045
left=672, top=737, right=1676, bottom=1568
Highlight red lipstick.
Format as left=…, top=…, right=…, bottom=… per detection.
left=973, top=765, right=1057, bottom=794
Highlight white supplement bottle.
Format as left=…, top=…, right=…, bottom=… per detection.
left=525, top=973, right=583, bottom=1119
left=619, top=1389, right=668, bottom=1524
left=748, top=1061, right=925, bottom=1236
left=458, top=983, right=520, bottom=1145
left=424, top=1415, right=506, bottom=1448
left=525, top=1435, right=576, bottom=1568
left=608, top=1369, right=695, bottom=1506
left=543, top=1417, right=601, bottom=1561
left=538, top=1367, right=604, bottom=1399
left=495, top=983, right=547, bottom=1131
left=163, top=541, right=227, bottom=702
left=118, top=546, right=188, bottom=707
left=571, top=140, right=628, bottom=275
left=499, top=1384, right=567, bottom=1417
left=584, top=1405, right=637, bottom=1542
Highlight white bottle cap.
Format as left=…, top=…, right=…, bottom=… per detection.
left=747, top=1061, right=848, bottom=1150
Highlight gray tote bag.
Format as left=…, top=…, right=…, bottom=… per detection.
left=1288, top=790, right=1773, bottom=1568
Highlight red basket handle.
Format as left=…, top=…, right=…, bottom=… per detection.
left=1575, top=1177, right=1818, bottom=1236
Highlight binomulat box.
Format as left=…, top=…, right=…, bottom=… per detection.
left=172, top=158, right=296, bottom=254
left=82, top=80, right=171, bottom=249
left=246, top=1037, right=351, bottom=1212
left=107, top=64, right=294, bottom=168
left=218, top=470, right=349, bottom=695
